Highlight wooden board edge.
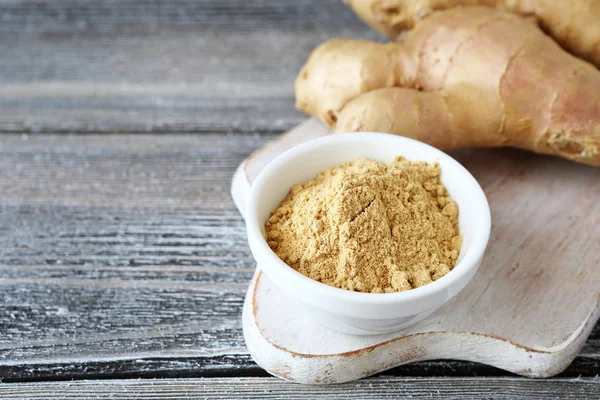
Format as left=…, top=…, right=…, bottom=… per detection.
left=243, top=271, right=599, bottom=384
left=231, top=160, right=250, bottom=219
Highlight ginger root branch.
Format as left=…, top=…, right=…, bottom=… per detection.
left=295, top=7, right=600, bottom=166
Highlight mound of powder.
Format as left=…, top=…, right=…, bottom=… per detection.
left=265, top=157, right=462, bottom=293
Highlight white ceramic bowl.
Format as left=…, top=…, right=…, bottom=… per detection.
left=246, top=133, right=491, bottom=335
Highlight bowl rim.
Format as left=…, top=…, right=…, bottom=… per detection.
left=245, top=132, right=491, bottom=307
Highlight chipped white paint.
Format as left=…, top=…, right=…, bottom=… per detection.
left=232, top=118, right=600, bottom=383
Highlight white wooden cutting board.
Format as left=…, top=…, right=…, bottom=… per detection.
left=232, top=118, right=600, bottom=384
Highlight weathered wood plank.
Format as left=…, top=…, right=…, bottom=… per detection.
left=0, top=134, right=598, bottom=381
left=0, top=0, right=378, bottom=133
left=1, top=377, right=599, bottom=399
left=3, top=356, right=600, bottom=382
left=0, top=133, right=259, bottom=379
left=4, top=356, right=600, bottom=383
left=0, top=0, right=371, bottom=33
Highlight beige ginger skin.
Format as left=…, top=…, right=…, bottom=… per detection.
left=345, top=0, right=600, bottom=68
left=295, top=7, right=600, bottom=166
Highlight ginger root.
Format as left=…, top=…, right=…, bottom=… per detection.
left=345, top=0, right=600, bottom=68
left=295, top=7, right=600, bottom=166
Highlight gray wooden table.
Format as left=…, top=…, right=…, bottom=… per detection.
left=0, top=1, right=598, bottom=398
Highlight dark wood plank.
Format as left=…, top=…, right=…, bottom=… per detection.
left=0, top=133, right=598, bottom=382
left=1, top=377, right=599, bottom=399
left=0, top=0, right=379, bottom=133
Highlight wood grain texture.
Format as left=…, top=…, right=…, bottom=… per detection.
left=0, top=0, right=378, bottom=133
left=0, top=133, right=598, bottom=382
left=0, top=134, right=260, bottom=381
left=1, top=377, right=599, bottom=399
left=0, top=133, right=262, bottom=379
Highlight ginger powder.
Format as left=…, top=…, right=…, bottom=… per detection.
left=265, top=157, right=462, bottom=293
